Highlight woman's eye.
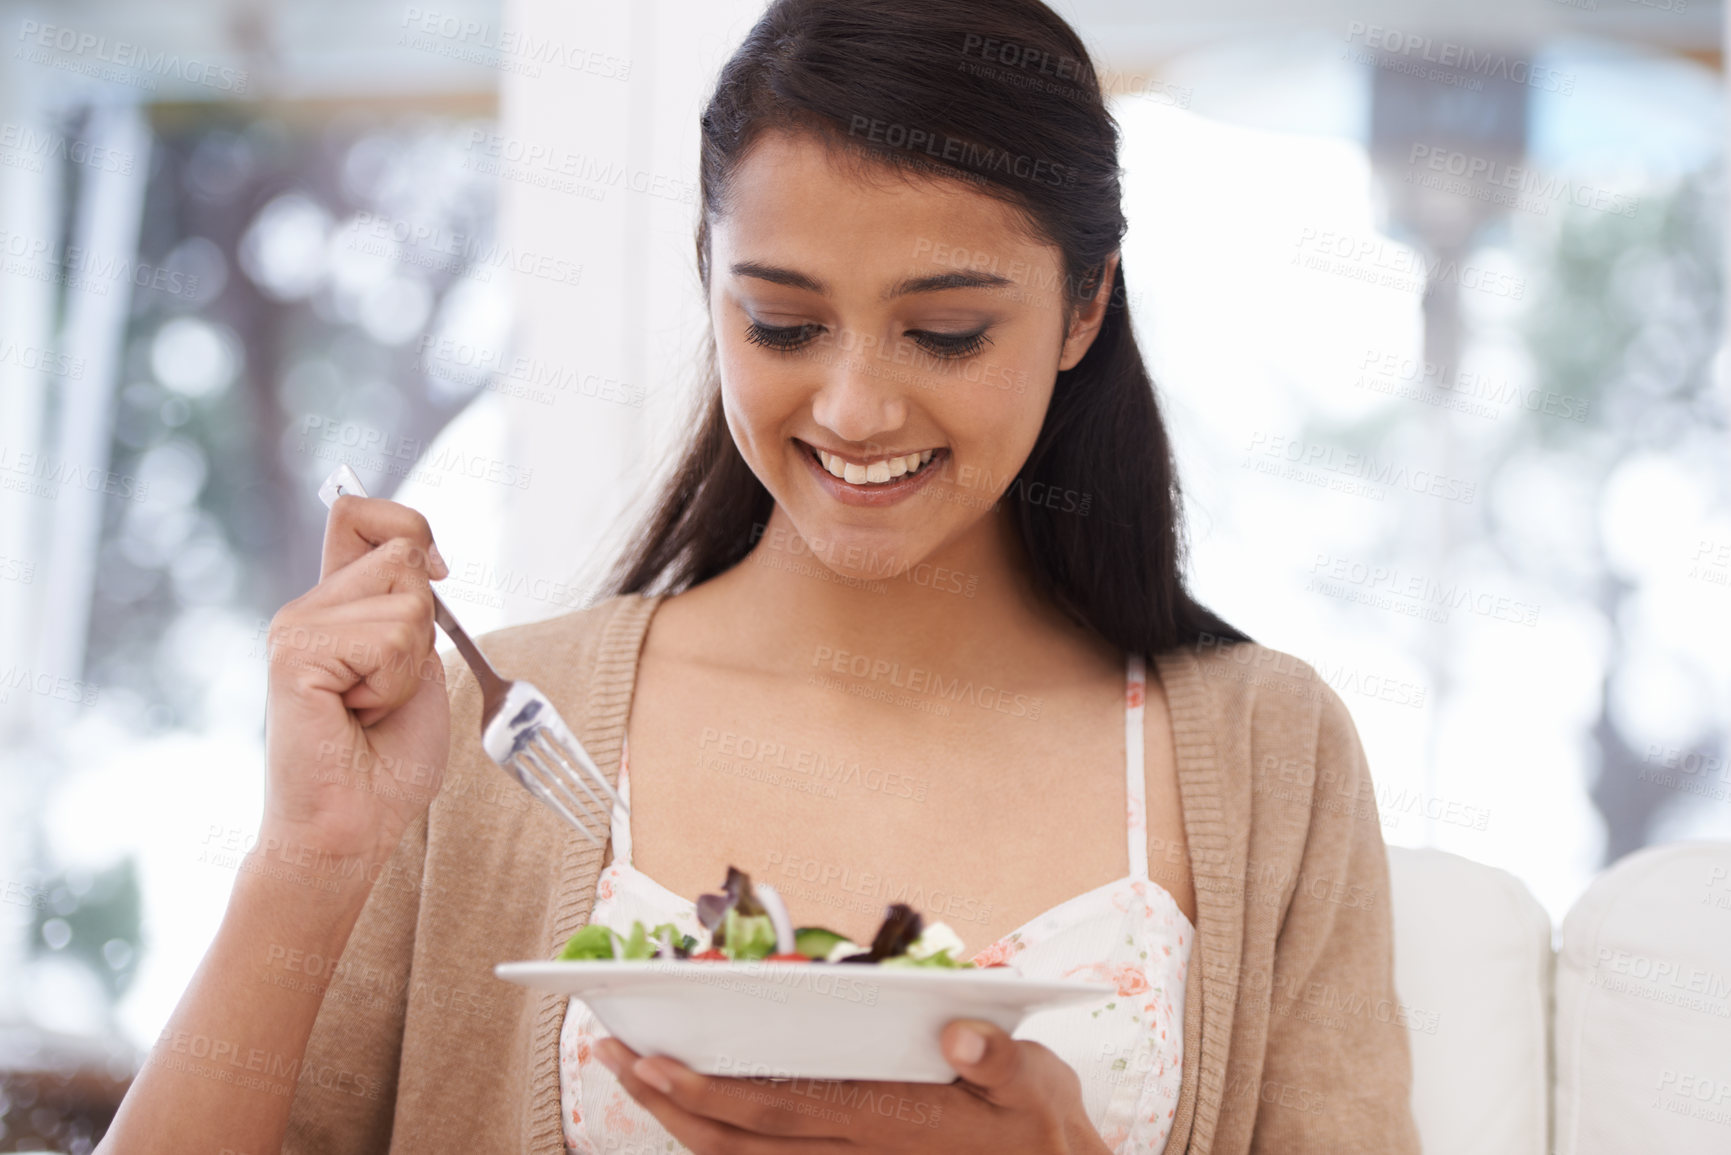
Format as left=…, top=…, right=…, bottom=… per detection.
left=909, top=329, right=992, bottom=359
left=742, top=321, right=993, bottom=360
left=743, top=321, right=821, bottom=352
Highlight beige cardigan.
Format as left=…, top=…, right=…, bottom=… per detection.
left=282, top=592, right=1422, bottom=1154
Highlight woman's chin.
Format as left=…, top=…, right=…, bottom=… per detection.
left=757, top=516, right=942, bottom=584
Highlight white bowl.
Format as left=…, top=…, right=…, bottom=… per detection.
left=495, top=959, right=1114, bottom=1082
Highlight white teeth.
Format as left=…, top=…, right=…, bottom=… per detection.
left=812, top=446, right=940, bottom=486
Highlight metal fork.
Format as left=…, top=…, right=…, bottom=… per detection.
left=316, top=464, right=627, bottom=847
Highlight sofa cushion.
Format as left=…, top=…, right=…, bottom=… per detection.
left=1554, top=840, right=1731, bottom=1153
left=1386, top=845, right=1552, bottom=1155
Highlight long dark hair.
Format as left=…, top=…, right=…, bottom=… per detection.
left=606, top=0, right=1249, bottom=656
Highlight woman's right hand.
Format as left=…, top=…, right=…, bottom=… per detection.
left=260, top=495, right=453, bottom=876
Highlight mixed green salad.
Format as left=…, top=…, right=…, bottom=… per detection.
left=558, top=866, right=987, bottom=968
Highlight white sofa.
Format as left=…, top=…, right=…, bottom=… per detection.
left=1387, top=840, right=1731, bottom=1154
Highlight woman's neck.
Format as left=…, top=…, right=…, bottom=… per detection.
left=681, top=502, right=1103, bottom=682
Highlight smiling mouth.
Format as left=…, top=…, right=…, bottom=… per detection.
left=797, top=441, right=946, bottom=486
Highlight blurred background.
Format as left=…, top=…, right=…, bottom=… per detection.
left=0, top=0, right=1723, bottom=1149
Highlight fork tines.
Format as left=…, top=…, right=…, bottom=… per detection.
left=513, top=729, right=616, bottom=848
left=483, top=681, right=627, bottom=849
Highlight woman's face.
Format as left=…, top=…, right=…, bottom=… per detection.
left=707, top=128, right=1115, bottom=581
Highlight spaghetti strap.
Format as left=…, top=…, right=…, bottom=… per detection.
left=611, top=734, right=634, bottom=865
left=1125, top=653, right=1148, bottom=878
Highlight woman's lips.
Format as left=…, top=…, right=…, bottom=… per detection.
left=796, top=441, right=949, bottom=507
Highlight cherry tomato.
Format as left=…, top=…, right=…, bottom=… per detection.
left=691, top=949, right=728, bottom=961
left=766, top=952, right=812, bottom=962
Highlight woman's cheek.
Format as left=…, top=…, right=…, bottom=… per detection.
left=719, top=352, right=791, bottom=462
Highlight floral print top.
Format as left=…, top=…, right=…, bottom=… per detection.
left=559, top=653, right=1192, bottom=1154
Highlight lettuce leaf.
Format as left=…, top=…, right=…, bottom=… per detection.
left=559, top=920, right=696, bottom=960
left=720, top=910, right=778, bottom=960
left=558, top=923, right=620, bottom=960
left=878, top=948, right=975, bottom=968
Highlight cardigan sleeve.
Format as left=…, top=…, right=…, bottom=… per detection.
left=279, top=650, right=462, bottom=1153
left=1247, top=686, right=1424, bottom=1155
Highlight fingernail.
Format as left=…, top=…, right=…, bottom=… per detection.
left=951, top=1026, right=986, bottom=1064
left=634, top=1058, right=673, bottom=1094
left=428, top=542, right=448, bottom=579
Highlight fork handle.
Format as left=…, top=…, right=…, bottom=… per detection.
left=318, top=465, right=512, bottom=719
left=429, top=598, right=512, bottom=717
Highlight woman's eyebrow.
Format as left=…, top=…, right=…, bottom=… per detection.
left=729, top=260, right=1014, bottom=301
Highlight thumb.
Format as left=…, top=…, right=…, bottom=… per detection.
left=940, top=1018, right=1021, bottom=1091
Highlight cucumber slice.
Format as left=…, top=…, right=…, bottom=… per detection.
left=793, top=927, right=851, bottom=958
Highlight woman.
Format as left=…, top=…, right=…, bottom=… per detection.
left=98, top=1, right=1422, bottom=1152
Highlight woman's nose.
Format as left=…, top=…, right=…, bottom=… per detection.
left=807, top=328, right=909, bottom=444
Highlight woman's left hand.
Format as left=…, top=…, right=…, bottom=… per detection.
left=596, top=1018, right=1110, bottom=1153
